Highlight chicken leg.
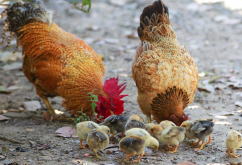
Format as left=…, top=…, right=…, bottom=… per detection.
left=231, top=149, right=239, bottom=158
left=206, top=135, right=212, bottom=144
left=192, top=140, right=201, bottom=146
left=133, top=153, right=144, bottom=163
left=79, top=139, right=86, bottom=149
left=146, top=115, right=151, bottom=123
left=169, top=145, right=179, bottom=153
left=93, top=149, right=101, bottom=159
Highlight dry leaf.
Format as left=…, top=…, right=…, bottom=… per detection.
left=0, top=115, right=10, bottom=121
left=235, top=102, right=242, bottom=107
left=198, top=83, right=215, bottom=93
left=179, top=162, right=195, bottom=165
left=83, top=153, right=90, bottom=157
left=208, top=112, right=234, bottom=116
left=55, top=126, right=78, bottom=138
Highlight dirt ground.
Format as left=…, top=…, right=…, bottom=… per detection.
left=1, top=0, right=242, bottom=164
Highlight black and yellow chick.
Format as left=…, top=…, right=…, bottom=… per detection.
left=190, top=119, right=214, bottom=150
left=100, top=115, right=128, bottom=139
left=119, top=136, right=145, bottom=163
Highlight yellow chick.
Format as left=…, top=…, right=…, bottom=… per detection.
left=226, top=130, right=242, bottom=158
left=76, top=121, right=109, bottom=149
left=150, top=125, right=185, bottom=153
left=145, top=123, right=156, bottom=132
left=125, top=128, right=158, bottom=150
left=159, top=120, right=176, bottom=129
left=87, top=128, right=110, bottom=159
left=100, top=115, right=128, bottom=139
left=128, top=114, right=145, bottom=123
left=119, top=136, right=145, bottom=163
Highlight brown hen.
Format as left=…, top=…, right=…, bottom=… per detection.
left=132, top=0, right=198, bottom=125
left=0, top=1, right=127, bottom=121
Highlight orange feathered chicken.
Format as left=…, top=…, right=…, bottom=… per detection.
left=132, top=0, right=198, bottom=125
left=0, top=2, right=127, bottom=121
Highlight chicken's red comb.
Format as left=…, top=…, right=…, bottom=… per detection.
left=103, top=77, right=128, bottom=113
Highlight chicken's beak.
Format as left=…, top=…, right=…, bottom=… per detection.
left=156, top=147, right=159, bottom=150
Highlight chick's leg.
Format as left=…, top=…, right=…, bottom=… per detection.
left=231, top=149, right=239, bottom=158
left=206, top=135, right=212, bottom=145
left=192, top=140, right=201, bottom=146
left=93, top=149, right=101, bottom=159
left=198, top=141, right=206, bottom=150
left=120, top=132, right=124, bottom=139
left=125, top=154, right=134, bottom=161
left=79, top=139, right=86, bottom=149
left=109, top=133, right=117, bottom=139
left=226, top=148, right=231, bottom=155
left=133, top=153, right=144, bottom=163
left=169, top=145, right=178, bottom=153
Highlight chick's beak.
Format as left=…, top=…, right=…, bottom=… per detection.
left=156, top=147, right=159, bottom=150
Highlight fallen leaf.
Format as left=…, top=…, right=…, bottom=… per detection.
left=0, top=155, right=5, bottom=160
left=83, top=153, right=90, bottom=157
left=179, top=162, right=195, bottom=165
left=0, top=115, right=10, bottom=121
left=208, top=112, right=234, bottom=116
left=55, top=126, right=78, bottom=138
left=198, top=83, right=215, bottom=93
left=208, top=75, right=222, bottom=83
left=126, top=34, right=138, bottom=39
left=0, top=86, right=10, bottom=93
left=235, top=102, right=242, bottom=107
left=43, top=112, right=51, bottom=121
left=86, top=26, right=100, bottom=31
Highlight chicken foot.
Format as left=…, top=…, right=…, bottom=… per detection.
left=206, top=135, right=212, bottom=145
left=41, top=96, right=56, bottom=122
left=192, top=140, right=201, bottom=146
left=132, top=153, right=144, bottom=163
left=169, top=145, right=179, bottom=153
left=93, top=149, right=102, bottom=159
left=226, top=148, right=239, bottom=158
left=109, top=133, right=117, bottom=139
left=79, top=139, right=86, bottom=149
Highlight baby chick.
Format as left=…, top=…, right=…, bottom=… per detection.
left=182, top=119, right=214, bottom=150
left=100, top=115, right=128, bottom=139
left=76, top=121, right=109, bottom=149
left=145, top=123, right=156, bottom=137
left=145, top=123, right=156, bottom=132
left=181, top=120, right=198, bottom=141
left=125, top=119, right=145, bottom=131
left=119, top=136, right=145, bottom=163
left=159, top=120, right=176, bottom=129
left=125, top=128, right=159, bottom=150
left=226, top=130, right=242, bottom=158
left=150, top=125, right=185, bottom=153
left=87, top=128, right=110, bottom=159
left=128, top=114, right=145, bottom=123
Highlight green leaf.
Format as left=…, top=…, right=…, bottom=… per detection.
left=92, top=95, right=98, bottom=102
left=91, top=102, right=97, bottom=110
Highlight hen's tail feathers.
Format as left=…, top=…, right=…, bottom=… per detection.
left=0, top=1, right=52, bottom=52
left=137, top=0, right=171, bottom=42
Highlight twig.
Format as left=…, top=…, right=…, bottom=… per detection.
left=0, top=135, right=21, bottom=144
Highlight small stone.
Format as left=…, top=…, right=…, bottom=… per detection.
left=23, top=101, right=41, bottom=111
